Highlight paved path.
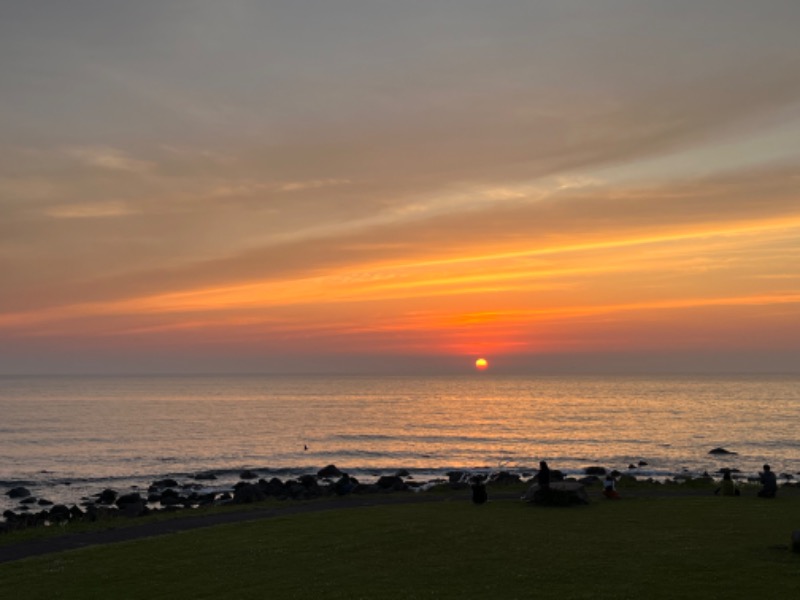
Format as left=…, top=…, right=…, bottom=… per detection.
left=0, top=492, right=473, bottom=564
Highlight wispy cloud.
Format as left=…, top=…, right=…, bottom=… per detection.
left=43, top=200, right=136, bottom=219
left=66, top=147, right=153, bottom=174
left=279, top=179, right=352, bottom=192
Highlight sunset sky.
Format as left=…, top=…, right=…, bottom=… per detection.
left=2, top=1, right=799, bottom=374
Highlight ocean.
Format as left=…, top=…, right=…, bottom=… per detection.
left=2, top=373, right=799, bottom=514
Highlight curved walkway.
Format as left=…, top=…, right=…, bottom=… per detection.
left=0, top=492, right=473, bottom=564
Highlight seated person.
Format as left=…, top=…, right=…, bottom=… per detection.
left=758, top=464, right=777, bottom=498
left=714, top=469, right=739, bottom=496
left=470, top=478, right=488, bottom=505
left=602, top=474, right=620, bottom=499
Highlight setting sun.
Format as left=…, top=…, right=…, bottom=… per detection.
left=475, top=358, right=489, bottom=371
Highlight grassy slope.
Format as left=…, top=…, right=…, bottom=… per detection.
left=2, top=487, right=799, bottom=599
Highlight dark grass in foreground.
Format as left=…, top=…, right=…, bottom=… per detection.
left=2, top=487, right=799, bottom=600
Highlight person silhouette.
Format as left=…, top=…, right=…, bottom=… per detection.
left=758, top=464, right=777, bottom=498
left=602, top=474, right=620, bottom=499
left=471, top=477, right=488, bottom=505
left=537, top=461, right=551, bottom=489
left=714, top=469, right=739, bottom=496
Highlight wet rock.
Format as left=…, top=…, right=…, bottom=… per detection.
left=152, top=478, right=179, bottom=488
left=584, top=466, right=607, bottom=476
left=239, top=470, right=259, bottom=480
left=489, top=471, right=522, bottom=485
left=333, top=475, right=356, bottom=496
left=160, top=495, right=184, bottom=507
left=259, top=477, right=288, bottom=497
left=318, top=464, right=343, bottom=478
left=48, top=504, right=72, bottom=523
left=708, top=447, right=737, bottom=455
left=6, top=487, right=31, bottom=499
left=232, top=483, right=266, bottom=504
left=97, top=489, right=118, bottom=504
left=116, top=492, right=143, bottom=507
left=376, top=475, right=407, bottom=491
left=194, top=472, right=217, bottom=481
left=447, top=471, right=467, bottom=484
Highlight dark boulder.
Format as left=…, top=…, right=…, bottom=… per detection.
left=48, top=504, right=72, bottom=523
left=6, top=487, right=31, bottom=499
left=37, top=498, right=54, bottom=506
left=260, top=477, right=288, bottom=497
left=152, top=478, right=179, bottom=488
left=194, top=472, right=217, bottom=481
left=318, top=465, right=343, bottom=478
left=116, top=493, right=147, bottom=516
left=97, top=489, right=118, bottom=504
left=709, top=447, right=737, bottom=455
left=376, top=475, right=407, bottom=491
left=286, top=481, right=308, bottom=499
left=232, top=483, right=266, bottom=504
left=298, top=474, right=317, bottom=487
left=20, top=497, right=38, bottom=505
left=239, top=470, right=259, bottom=480
left=161, top=488, right=180, bottom=499
left=447, top=471, right=467, bottom=484
left=584, top=466, right=607, bottom=476
left=160, top=495, right=184, bottom=507
left=115, top=492, right=143, bottom=507
left=489, top=471, right=522, bottom=485
left=298, top=475, right=322, bottom=497
left=195, top=492, right=217, bottom=506
left=333, top=475, right=356, bottom=496
left=396, top=469, right=411, bottom=477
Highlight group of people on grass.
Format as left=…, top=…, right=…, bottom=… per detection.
left=715, top=464, right=778, bottom=498
left=471, top=461, right=780, bottom=505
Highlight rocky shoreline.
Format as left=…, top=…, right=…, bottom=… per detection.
left=4, top=458, right=799, bottom=534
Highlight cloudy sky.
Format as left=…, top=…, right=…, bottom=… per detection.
left=2, top=1, right=799, bottom=374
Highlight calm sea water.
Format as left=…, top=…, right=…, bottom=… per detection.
left=2, top=374, right=799, bottom=513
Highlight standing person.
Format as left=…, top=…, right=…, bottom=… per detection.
left=537, top=461, right=551, bottom=489
left=758, top=464, right=777, bottom=498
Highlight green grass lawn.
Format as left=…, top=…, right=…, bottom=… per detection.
left=2, top=488, right=799, bottom=599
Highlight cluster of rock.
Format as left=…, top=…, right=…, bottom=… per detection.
left=5, top=454, right=799, bottom=534
left=1, top=465, right=420, bottom=534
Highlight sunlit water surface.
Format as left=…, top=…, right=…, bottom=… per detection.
left=2, top=374, right=798, bottom=512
